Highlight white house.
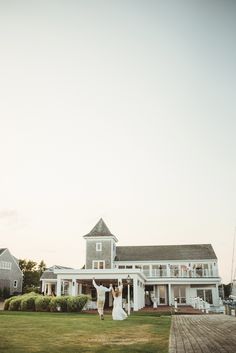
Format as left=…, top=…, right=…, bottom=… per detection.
left=41, top=218, right=221, bottom=311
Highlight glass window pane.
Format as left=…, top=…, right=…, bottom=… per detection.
left=205, top=290, right=213, bottom=304
left=197, top=290, right=204, bottom=299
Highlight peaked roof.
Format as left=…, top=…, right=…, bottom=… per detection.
left=40, top=265, right=73, bottom=280
left=115, top=244, right=217, bottom=261
left=83, top=218, right=115, bottom=237
left=0, top=248, right=7, bottom=256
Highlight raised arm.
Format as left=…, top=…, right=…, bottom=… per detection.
left=92, top=278, right=99, bottom=289
left=105, top=284, right=113, bottom=292
left=118, top=282, right=123, bottom=291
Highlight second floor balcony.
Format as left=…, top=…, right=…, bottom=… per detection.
left=143, top=268, right=218, bottom=278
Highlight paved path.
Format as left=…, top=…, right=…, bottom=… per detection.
left=169, top=315, right=236, bottom=353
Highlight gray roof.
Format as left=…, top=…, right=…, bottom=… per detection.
left=40, top=265, right=73, bottom=280
left=83, top=218, right=115, bottom=237
left=115, top=244, right=217, bottom=261
left=0, top=248, right=7, bottom=256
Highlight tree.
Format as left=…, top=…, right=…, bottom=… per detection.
left=19, top=259, right=47, bottom=293
left=38, top=260, right=46, bottom=276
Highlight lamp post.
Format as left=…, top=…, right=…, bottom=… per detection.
left=127, top=275, right=131, bottom=315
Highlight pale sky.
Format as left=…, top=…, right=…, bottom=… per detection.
left=0, top=0, right=235, bottom=283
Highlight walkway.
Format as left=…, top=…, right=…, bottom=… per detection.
left=169, top=315, right=236, bottom=353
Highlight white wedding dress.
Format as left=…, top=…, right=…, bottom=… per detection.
left=112, top=294, right=127, bottom=320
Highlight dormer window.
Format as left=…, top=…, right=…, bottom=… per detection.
left=96, top=243, right=102, bottom=251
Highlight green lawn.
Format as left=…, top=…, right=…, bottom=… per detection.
left=0, top=311, right=171, bottom=353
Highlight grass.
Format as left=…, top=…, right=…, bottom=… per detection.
left=0, top=311, right=171, bottom=353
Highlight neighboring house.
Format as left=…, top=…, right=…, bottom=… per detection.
left=41, top=218, right=222, bottom=311
left=0, top=248, right=23, bottom=295
left=40, top=265, right=73, bottom=295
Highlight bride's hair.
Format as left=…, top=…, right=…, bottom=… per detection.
left=114, top=288, right=120, bottom=297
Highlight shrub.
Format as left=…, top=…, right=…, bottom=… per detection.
left=35, top=296, right=51, bottom=312
left=49, top=296, right=69, bottom=312
left=77, top=295, right=90, bottom=311
left=67, top=295, right=89, bottom=312
left=4, top=296, right=17, bottom=310
left=20, top=294, right=38, bottom=311
left=9, top=297, right=22, bottom=311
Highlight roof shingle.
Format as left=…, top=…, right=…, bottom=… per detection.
left=115, top=244, right=217, bottom=261
left=83, top=218, right=115, bottom=237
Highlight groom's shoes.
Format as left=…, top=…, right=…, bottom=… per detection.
left=101, top=314, right=104, bottom=320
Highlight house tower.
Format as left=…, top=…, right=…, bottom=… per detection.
left=83, top=218, right=118, bottom=269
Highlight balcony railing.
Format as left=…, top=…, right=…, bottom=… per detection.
left=144, top=269, right=218, bottom=278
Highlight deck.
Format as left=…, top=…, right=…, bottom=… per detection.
left=169, top=315, right=236, bottom=353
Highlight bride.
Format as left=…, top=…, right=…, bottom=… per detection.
left=112, top=282, right=128, bottom=321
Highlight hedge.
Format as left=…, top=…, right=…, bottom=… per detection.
left=67, top=295, right=89, bottom=312
left=20, top=294, right=38, bottom=311
left=9, top=297, right=22, bottom=311
left=35, top=296, right=51, bottom=312
left=4, top=294, right=89, bottom=312
left=49, top=296, right=69, bottom=312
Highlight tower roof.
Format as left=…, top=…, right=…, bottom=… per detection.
left=83, top=218, right=116, bottom=238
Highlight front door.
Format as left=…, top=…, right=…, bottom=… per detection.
left=158, top=285, right=167, bottom=305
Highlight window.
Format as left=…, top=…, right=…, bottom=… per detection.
left=173, top=286, right=186, bottom=304
left=159, top=286, right=166, bottom=304
left=93, top=260, right=105, bottom=269
left=13, top=280, right=18, bottom=288
left=96, top=243, right=102, bottom=251
left=118, top=265, right=125, bottom=269
left=0, top=261, right=12, bottom=270
left=197, top=289, right=213, bottom=304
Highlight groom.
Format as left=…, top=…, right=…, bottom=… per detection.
left=92, top=277, right=112, bottom=320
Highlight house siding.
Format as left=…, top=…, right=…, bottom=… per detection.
left=0, top=249, right=23, bottom=294
left=86, top=239, right=112, bottom=269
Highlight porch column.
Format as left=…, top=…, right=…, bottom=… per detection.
left=214, top=284, right=219, bottom=305
left=41, top=280, right=45, bottom=294
left=57, top=277, right=62, bottom=296
left=78, top=283, right=82, bottom=295
left=168, top=283, right=172, bottom=306
left=70, top=278, right=76, bottom=297
left=141, top=283, right=145, bottom=308
left=133, top=277, right=138, bottom=311
left=139, top=282, right=145, bottom=309
left=47, top=283, right=52, bottom=296
left=71, top=278, right=77, bottom=296
left=62, top=280, right=65, bottom=295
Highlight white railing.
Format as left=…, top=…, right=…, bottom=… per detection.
left=144, top=269, right=217, bottom=278
left=189, top=297, right=211, bottom=313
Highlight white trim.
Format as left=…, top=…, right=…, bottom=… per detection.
left=96, top=242, right=102, bottom=251
left=0, top=261, right=12, bottom=270
left=92, top=260, right=105, bottom=270
left=84, top=235, right=118, bottom=242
